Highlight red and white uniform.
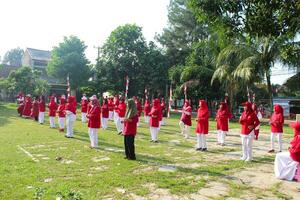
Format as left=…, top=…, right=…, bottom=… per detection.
left=38, top=97, right=46, bottom=124
left=101, top=101, right=109, bottom=130
left=87, top=99, right=101, bottom=148
left=144, top=99, right=151, bottom=123
left=65, top=96, right=77, bottom=138
left=108, top=98, right=114, bottom=120
left=115, top=100, right=126, bottom=134
left=196, top=100, right=209, bottom=149
left=216, top=102, right=229, bottom=145
left=113, top=96, right=120, bottom=124
left=269, top=105, right=284, bottom=152
left=160, top=100, right=167, bottom=126
left=135, top=99, right=143, bottom=126
left=239, top=102, right=260, bottom=161
left=81, top=96, right=88, bottom=123
left=149, top=99, right=160, bottom=142
left=48, top=96, right=58, bottom=128
left=275, top=122, right=300, bottom=180
left=57, top=97, right=66, bottom=131
left=179, top=100, right=192, bottom=139
left=17, top=93, right=24, bottom=116
left=22, top=96, right=32, bottom=118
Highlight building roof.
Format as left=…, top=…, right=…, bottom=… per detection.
left=26, top=48, right=51, bottom=61
left=0, top=64, right=20, bottom=78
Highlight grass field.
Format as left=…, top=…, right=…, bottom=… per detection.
left=0, top=102, right=298, bottom=200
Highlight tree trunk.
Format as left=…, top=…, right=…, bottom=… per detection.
left=265, top=70, right=273, bottom=110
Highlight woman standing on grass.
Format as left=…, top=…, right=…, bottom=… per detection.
left=179, top=100, right=192, bottom=139
left=87, top=96, right=101, bottom=149
left=38, top=95, right=46, bottom=124
left=101, top=98, right=109, bottom=130
left=144, top=99, right=151, bottom=124
left=22, top=94, right=32, bottom=118
left=80, top=94, right=88, bottom=123
left=252, top=104, right=262, bottom=140
left=65, top=96, right=77, bottom=138
left=195, top=100, right=209, bottom=151
left=239, top=102, right=260, bottom=161
left=115, top=98, right=126, bottom=135
left=31, top=96, right=39, bottom=121
left=57, top=95, right=66, bottom=132
left=269, top=104, right=284, bottom=153
left=123, top=99, right=139, bottom=160
left=149, top=98, right=160, bottom=142
left=48, top=96, right=58, bottom=128
left=216, top=102, right=229, bottom=146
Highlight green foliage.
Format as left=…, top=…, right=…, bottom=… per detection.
left=95, top=24, right=168, bottom=97
left=47, top=36, right=90, bottom=90
left=2, top=47, right=24, bottom=66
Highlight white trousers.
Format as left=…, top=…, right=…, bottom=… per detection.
left=116, top=117, right=124, bottom=133
left=179, top=121, right=190, bottom=138
left=144, top=115, right=150, bottom=123
left=66, top=113, right=76, bottom=137
left=241, top=131, right=254, bottom=161
left=81, top=112, right=87, bottom=123
left=88, top=128, right=99, bottom=148
left=101, top=117, right=108, bottom=129
left=274, top=152, right=299, bottom=180
left=109, top=111, right=114, bottom=120
left=58, top=117, right=65, bottom=129
left=38, top=112, right=45, bottom=124
left=217, top=130, right=227, bottom=144
left=271, top=132, right=283, bottom=151
left=197, top=134, right=207, bottom=148
left=49, top=116, right=56, bottom=128
left=114, top=111, right=119, bottom=123
left=150, top=127, right=159, bottom=141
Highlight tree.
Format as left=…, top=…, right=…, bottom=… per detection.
left=95, top=24, right=168, bottom=97
left=190, top=0, right=300, bottom=107
left=47, top=36, right=90, bottom=93
left=2, top=47, right=24, bottom=66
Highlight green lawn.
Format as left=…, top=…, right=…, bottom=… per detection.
left=0, top=102, right=295, bottom=200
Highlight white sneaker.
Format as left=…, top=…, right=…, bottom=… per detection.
left=240, top=157, right=246, bottom=160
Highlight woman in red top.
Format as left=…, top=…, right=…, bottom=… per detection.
left=65, top=96, right=77, bottom=138
left=31, top=97, right=39, bottom=121
left=22, top=95, right=32, bottom=118
left=101, top=98, right=109, bottom=130
left=269, top=105, right=284, bottom=153
left=216, top=102, right=229, bottom=146
left=239, top=102, right=260, bottom=161
left=144, top=99, right=151, bottom=124
left=108, top=97, right=114, bottom=120
left=195, top=100, right=209, bottom=151
left=135, top=97, right=143, bottom=127
left=113, top=96, right=120, bottom=124
left=38, top=95, right=46, bottom=124
left=87, top=96, right=101, bottom=148
left=48, top=96, right=58, bottom=128
left=275, top=122, right=300, bottom=180
left=123, top=99, right=139, bottom=160
left=57, top=95, right=66, bottom=132
left=17, top=93, right=24, bottom=117
left=116, top=98, right=126, bottom=135
left=149, top=98, right=160, bottom=142
left=179, top=100, right=192, bottom=139
left=81, top=94, right=88, bottom=123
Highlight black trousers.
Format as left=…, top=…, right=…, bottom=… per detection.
left=124, top=135, right=136, bottom=159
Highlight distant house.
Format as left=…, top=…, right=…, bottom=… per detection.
left=22, top=48, right=67, bottom=95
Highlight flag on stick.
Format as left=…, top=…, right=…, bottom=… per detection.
left=125, top=75, right=129, bottom=100
left=184, top=84, right=187, bottom=100
left=67, top=73, right=71, bottom=97
left=247, top=86, right=251, bottom=102
left=168, top=85, right=173, bottom=118
left=144, top=88, right=148, bottom=100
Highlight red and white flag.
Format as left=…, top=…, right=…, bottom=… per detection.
left=184, top=84, right=187, bottom=100
left=125, top=75, right=129, bottom=99
left=67, top=73, right=71, bottom=97
left=144, top=88, right=148, bottom=100
left=168, top=85, right=173, bottom=118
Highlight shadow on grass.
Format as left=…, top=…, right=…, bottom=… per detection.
left=0, top=103, right=16, bottom=127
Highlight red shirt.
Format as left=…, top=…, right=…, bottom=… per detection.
left=289, top=135, right=300, bottom=162
left=101, top=104, right=109, bottom=118
left=57, top=103, right=66, bottom=117
left=31, top=100, right=39, bottom=117
left=216, top=108, right=229, bottom=131
left=149, top=107, right=159, bottom=127
left=48, top=101, right=58, bottom=117
left=108, top=99, right=114, bottom=111
left=88, top=105, right=101, bottom=128
left=81, top=99, right=88, bottom=113
left=270, top=112, right=284, bottom=133
left=180, top=106, right=192, bottom=126
left=123, top=115, right=139, bottom=136
left=136, top=101, right=142, bottom=117
left=196, top=107, right=209, bottom=134
left=117, top=103, right=126, bottom=118
left=144, top=102, right=151, bottom=116
left=38, top=100, right=45, bottom=112
left=22, top=98, right=32, bottom=116
left=239, top=111, right=260, bottom=135
left=66, top=96, right=77, bottom=115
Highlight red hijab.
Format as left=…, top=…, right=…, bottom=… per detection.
left=198, top=100, right=208, bottom=117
